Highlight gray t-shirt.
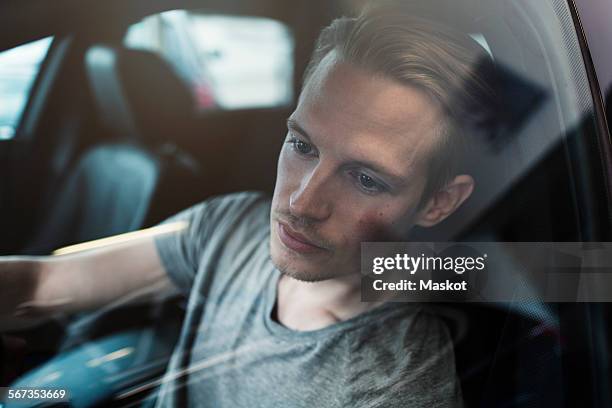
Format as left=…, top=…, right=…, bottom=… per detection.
left=153, top=192, right=463, bottom=407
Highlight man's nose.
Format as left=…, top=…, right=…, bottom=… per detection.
left=289, top=165, right=333, bottom=222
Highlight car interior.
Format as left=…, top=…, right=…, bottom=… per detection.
left=1, top=0, right=611, bottom=407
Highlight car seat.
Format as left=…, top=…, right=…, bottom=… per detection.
left=24, top=44, right=205, bottom=254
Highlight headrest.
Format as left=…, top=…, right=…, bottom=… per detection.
left=85, top=45, right=195, bottom=144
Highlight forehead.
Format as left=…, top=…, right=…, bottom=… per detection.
left=294, top=52, right=445, bottom=178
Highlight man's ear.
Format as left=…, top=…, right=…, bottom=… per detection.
left=415, top=175, right=475, bottom=227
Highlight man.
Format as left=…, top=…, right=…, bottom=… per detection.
left=0, top=2, right=495, bottom=407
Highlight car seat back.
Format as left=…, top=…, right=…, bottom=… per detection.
left=24, top=45, right=203, bottom=253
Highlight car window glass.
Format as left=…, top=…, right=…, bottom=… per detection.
left=413, top=0, right=602, bottom=243
left=124, top=10, right=294, bottom=111
left=0, top=37, right=53, bottom=140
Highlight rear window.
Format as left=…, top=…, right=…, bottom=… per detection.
left=124, top=10, right=294, bottom=111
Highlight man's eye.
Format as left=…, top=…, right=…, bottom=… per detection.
left=288, top=138, right=314, bottom=156
left=353, top=172, right=385, bottom=194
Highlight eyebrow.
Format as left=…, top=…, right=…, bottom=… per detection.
left=286, top=118, right=408, bottom=186
left=287, top=118, right=311, bottom=140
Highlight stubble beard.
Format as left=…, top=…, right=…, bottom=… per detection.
left=269, top=243, right=323, bottom=283
left=269, top=238, right=344, bottom=283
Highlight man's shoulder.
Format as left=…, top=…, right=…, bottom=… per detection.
left=157, top=190, right=271, bottom=255
left=198, top=190, right=271, bottom=213
left=179, top=190, right=271, bottom=225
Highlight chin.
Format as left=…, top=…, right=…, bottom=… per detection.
left=279, top=268, right=330, bottom=283
left=269, top=238, right=336, bottom=282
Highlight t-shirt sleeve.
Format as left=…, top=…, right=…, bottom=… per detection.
left=154, top=191, right=269, bottom=296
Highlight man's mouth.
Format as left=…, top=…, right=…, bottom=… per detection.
left=277, top=222, right=327, bottom=254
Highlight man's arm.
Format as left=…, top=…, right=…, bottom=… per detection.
left=0, top=234, right=177, bottom=331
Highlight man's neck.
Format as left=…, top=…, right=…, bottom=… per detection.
left=274, top=273, right=386, bottom=331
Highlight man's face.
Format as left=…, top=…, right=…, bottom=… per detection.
left=270, top=51, right=445, bottom=282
